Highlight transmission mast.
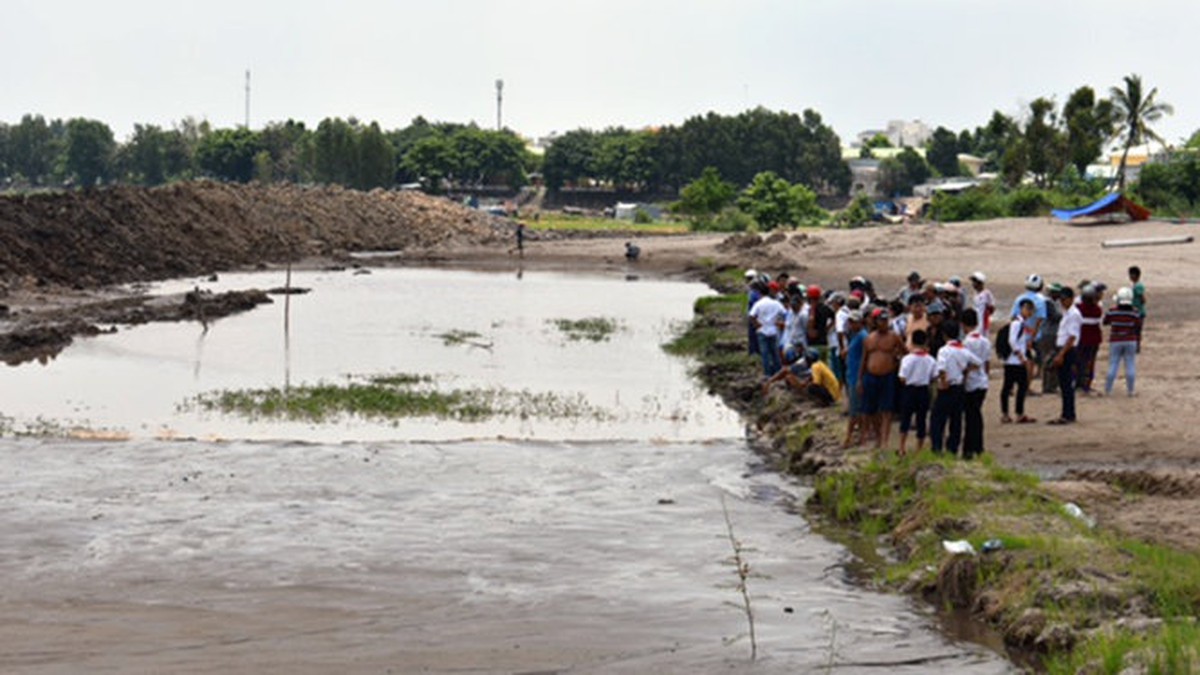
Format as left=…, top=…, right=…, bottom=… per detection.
left=244, top=70, right=251, bottom=129
left=495, top=78, right=504, bottom=131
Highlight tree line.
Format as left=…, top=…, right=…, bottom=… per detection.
left=0, top=115, right=535, bottom=192
left=542, top=107, right=851, bottom=195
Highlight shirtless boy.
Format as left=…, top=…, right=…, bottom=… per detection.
left=858, top=309, right=905, bottom=449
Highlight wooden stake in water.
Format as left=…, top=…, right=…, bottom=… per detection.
left=720, top=493, right=757, bottom=661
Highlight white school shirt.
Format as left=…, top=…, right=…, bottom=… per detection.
left=898, top=351, right=937, bottom=387
left=1004, top=320, right=1029, bottom=367
left=832, top=306, right=850, bottom=354
left=963, top=331, right=991, bottom=392
left=749, top=296, right=786, bottom=338
left=974, top=288, right=995, bottom=331
left=782, top=306, right=809, bottom=348
left=936, top=341, right=983, bottom=386
left=1056, top=304, right=1083, bottom=348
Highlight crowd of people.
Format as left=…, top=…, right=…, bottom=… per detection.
left=748, top=266, right=1147, bottom=458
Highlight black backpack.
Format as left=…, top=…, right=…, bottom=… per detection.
left=995, top=321, right=1013, bottom=360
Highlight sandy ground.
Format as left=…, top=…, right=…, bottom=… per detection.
left=446, top=217, right=1200, bottom=553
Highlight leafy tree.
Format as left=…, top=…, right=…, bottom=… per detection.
left=120, top=123, right=191, bottom=185
left=449, top=128, right=528, bottom=188
left=865, top=133, right=891, bottom=149
left=542, top=129, right=599, bottom=190
left=592, top=129, right=655, bottom=189
left=1024, top=98, right=1067, bottom=188
left=1187, top=129, right=1200, bottom=150
left=258, top=119, right=312, bottom=183
left=1110, top=73, right=1174, bottom=190
left=401, top=134, right=457, bottom=192
left=8, top=114, right=58, bottom=185
left=0, top=123, right=10, bottom=181
left=1136, top=153, right=1200, bottom=212
left=195, top=127, right=262, bottom=183
left=737, top=171, right=825, bottom=229
left=878, top=148, right=930, bottom=197
left=63, top=118, right=116, bottom=187
left=926, top=127, right=960, bottom=177
left=313, top=117, right=358, bottom=185
left=1063, top=86, right=1115, bottom=176
left=676, top=166, right=736, bottom=216
left=355, top=121, right=395, bottom=189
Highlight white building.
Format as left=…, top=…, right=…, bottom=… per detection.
left=855, top=120, right=934, bottom=149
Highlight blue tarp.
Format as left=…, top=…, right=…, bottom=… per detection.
left=1052, top=194, right=1151, bottom=222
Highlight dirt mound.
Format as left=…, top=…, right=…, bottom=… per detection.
left=1063, top=468, right=1200, bottom=499
left=0, top=182, right=504, bottom=288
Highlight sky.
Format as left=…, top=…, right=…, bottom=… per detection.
left=2, top=0, right=1197, bottom=145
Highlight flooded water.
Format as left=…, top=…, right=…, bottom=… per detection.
left=0, top=268, right=1013, bottom=673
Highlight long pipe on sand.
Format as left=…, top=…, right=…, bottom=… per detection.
left=1101, top=235, right=1194, bottom=249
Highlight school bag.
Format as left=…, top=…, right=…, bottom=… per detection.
left=995, top=321, right=1013, bottom=359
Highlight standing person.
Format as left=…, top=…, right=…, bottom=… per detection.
left=899, top=271, right=924, bottom=306
left=749, top=283, right=787, bottom=378
left=929, top=319, right=982, bottom=456
left=969, top=272, right=995, bottom=333
left=898, top=329, right=937, bottom=456
left=1129, top=266, right=1147, bottom=353
left=1000, top=299, right=1036, bottom=424
left=1011, top=274, right=1047, bottom=385
left=843, top=310, right=868, bottom=447
left=780, top=291, right=809, bottom=357
left=805, top=286, right=835, bottom=366
left=1038, top=284, right=1064, bottom=395
left=514, top=222, right=526, bottom=257
left=904, top=296, right=929, bottom=351
left=1049, top=287, right=1082, bottom=425
left=832, top=293, right=851, bottom=385
left=859, top=309, right=905, bottom=450
left=1076, top=284, right=1104, bottom=394
left=1104, top=287, right=1143, bottom=396
left=926, top=301, right=948, bottom=358
left=961, top=309, right=991, bottom=459
left=949, top=276, right=969, bottom=313
left=745, top=271, right=762, bottom=356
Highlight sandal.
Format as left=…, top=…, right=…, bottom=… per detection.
left=1047, top=418, right=1074, bottom=425
left=1016, top=416, right=1037, bottom=424
left=1001, top=416, right=1013, bottom=424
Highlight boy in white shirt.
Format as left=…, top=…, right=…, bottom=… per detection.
left=897, top=329, right=937, bottom=456
left=1050, top=287, right=1083, bottom=424
left=749, top=289, right=787, bottom=378
left=970, top=272, right=995, bottom=333
left=1000, top=299, right=1036, bottom=424
left=961, top=309, right=991, bottom=460
left=929, top=319, right=983, bottom=456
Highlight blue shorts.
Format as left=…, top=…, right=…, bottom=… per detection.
left=846, top=379, right=862, bottom=416
left=861, top=372, right=897, bottom=415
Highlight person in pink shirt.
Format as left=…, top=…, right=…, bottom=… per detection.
left=1075, top=283, right=1104, bottom=394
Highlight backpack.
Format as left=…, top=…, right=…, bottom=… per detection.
left=995, top=321, right=1013, bottom=360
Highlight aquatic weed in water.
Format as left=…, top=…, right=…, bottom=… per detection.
left=549, top=317, right=623, bottom=342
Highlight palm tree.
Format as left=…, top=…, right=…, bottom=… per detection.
left=1109, top=74, right=1174, bottom=191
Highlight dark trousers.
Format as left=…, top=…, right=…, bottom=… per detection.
left=1000, top=364, right=1028, bottom=417
left=930, top=384, right=966, bottom=455
left=899, top=384, right=930, bottom=439
left=1058, top=348, right=1077, bottom=421
left=964, top=389, right=987, bottom=458
left=1076, top=344, right=1098, bottom=392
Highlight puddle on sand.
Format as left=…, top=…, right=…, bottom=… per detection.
left=0, top=437, right=1012, bottom=673
left=2, top=268, right=737, bottom=442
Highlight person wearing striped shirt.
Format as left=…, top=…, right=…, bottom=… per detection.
left=1104, top=287, right=1143, bottom=396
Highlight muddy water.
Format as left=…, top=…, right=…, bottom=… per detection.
left=0, top=269, right=1013, bottom=673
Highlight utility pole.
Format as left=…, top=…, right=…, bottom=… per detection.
left=244, top=70, right=251, bottom=129
left=495, top=78, right=504, bottom=131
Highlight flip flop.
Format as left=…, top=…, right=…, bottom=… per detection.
left=1016, top=416, right=1037, bottom=424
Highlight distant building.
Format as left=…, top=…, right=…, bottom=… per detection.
left=854, top=120, right=934, bottom=149
left=847, top=158, right=881, bottom=196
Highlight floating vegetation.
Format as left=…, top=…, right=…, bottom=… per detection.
left=549, top=317, right=623, bottom=342
left=184, top=373, right=611, bottom=423
left=435, top=329, right=492, bottom=349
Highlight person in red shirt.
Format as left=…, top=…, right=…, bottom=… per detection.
left=1076, top=284, right=1104, bottom=394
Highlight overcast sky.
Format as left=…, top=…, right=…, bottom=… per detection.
left=2, top=0, right=1196, bottom=145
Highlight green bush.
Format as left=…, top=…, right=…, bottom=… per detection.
left=633, top=207, right=654, bottom=224
left=690, top=206, right=758, bottom=232
left=831, top=194, right=875, bottom=228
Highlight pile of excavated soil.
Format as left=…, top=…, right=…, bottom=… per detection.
left=0, top=182, right=505, bottom=288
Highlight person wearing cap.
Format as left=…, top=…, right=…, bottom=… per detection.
left=930, top=319, right=983, bottom=456
left=969, top=272, right=995, bottom=333
left=899, top=271, right=923, bottom=306
left=926, top=300, right=948, bottom=358
left=1038, top=283, right=1064, bottom=395
left=859, top=307, right=905, bottom=450
left=1049, top=287, right=1082, bottom=425
left=1001, top=299, right=1037, bottom=424
left=842, top=309, right=869, bottom=446
left=1010, top=274, right=1048, bottom=384
left=805, top=285, right=835, bottom=367
left=749, top=283, right=787, bottom=378
left=948, top=276, right=969, bottom=314
left=961, top=308, right=991, bottom=459
left=1104, top=287, right=1142, bottom=396
left=1076, top=284, right=1104, bottom=394
left=745, top=271, right=762, bottom=357
left=898, top=328, right=937, bottom=456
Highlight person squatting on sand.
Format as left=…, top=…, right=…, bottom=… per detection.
left=749, top=265, right=1148, bottom=457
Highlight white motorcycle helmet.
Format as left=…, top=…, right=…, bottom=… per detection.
left=1025, top=274, right=1044, bottom=291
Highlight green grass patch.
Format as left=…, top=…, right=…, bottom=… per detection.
left=528, top=213, right=686, bottom=234
left=185, top=374, right=610, bottom=423
left=549, top=317, right=623, bottom=342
